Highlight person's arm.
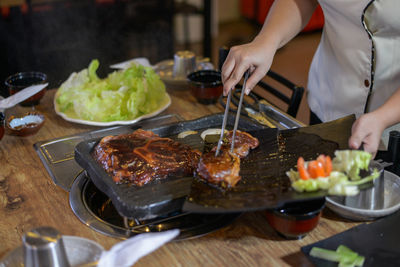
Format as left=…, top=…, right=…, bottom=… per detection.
left=221, top=0, right=319, bottom=95
left=349, top=87, right=400, bottom=157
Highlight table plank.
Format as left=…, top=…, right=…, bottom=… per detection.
left=0, top=88, right=359, bottom=266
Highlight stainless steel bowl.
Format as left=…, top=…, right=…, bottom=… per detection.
left=326, top=167, right=400, bottom=221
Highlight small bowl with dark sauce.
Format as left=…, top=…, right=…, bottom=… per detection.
left=6, top=111, right=45, bottom=136
left=265, top=197, right=326, bottom=239
left=5, top=72, right=47, bottom=106
left=0, top=112, right=5, bottom=141
left=188, top=70, right=223, bottom=104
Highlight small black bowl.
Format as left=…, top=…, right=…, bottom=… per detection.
left=187, top=70, right=223, bottom=105
left=265, top=197, right=326, bottom=239
left=0, top=112, right=5, bottom=141
left=5, top=71, right=47, bottom=106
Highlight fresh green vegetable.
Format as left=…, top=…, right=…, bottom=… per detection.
left=310, top=245, right=365, bottom=267
left=287, top=150, right=380, bottom=196
left=332, top=150, right=372, bottom=180
left=55, top=59, right=168, bottom=122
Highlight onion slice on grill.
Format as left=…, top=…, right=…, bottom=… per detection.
left=177, top=130, right=198, bottom=139
left=200, top=128, right=227, bottom=141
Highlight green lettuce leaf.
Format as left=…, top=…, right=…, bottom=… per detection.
left=56, top=59, right=167, bottom=122
left=332, top=150, right=372, bottom=180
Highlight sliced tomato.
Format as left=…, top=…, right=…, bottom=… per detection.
left=307, top=160, right=325, bottom=179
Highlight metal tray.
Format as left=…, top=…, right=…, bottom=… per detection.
left=74, top=113, right=268, bottom=220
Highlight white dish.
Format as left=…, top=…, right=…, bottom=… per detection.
left=326, top=170, right=400, bottom=221
left=0, top=235, right=104, bottom=267
left=54, top=93, right=171, bottom=127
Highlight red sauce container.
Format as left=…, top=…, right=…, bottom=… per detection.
left=5, top=72, right=47, bottom=106
left=188, top=70, right=223, bottom=105
left=0, top=112, right=4, bottom=141
left=265, top=197, right=325, bottom=239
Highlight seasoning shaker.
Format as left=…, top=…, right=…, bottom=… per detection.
left=172, top=50, right=196, bottom=79
left=23, top=226, right=70, bottom=267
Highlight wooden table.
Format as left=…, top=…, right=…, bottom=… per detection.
left=0, top=89, right=360, bottom=266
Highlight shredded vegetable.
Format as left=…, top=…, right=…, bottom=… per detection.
left=310, top=245, right=365, bottom=267
left=55, top=59, right=168, bottom=122
left=287, top=150, right=380, bottom=196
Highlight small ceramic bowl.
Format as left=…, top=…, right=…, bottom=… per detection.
left=265, top=197, right=326, bottom=239
left=0, top=112, right=5, bottom=141
left=5, top=71, right=47, bottom=106
left=6, top=111, right=45, bottom=136
left=188, top=70, right=223, bottom=104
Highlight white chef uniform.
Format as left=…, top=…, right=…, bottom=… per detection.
left=307, top=0, right=400, bottom=147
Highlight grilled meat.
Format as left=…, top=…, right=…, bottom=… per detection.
left=197, top=130, right=259, bottom=188
left=93, top=129, right=201, bottom=186
left=226, top=130, right=259, bottom=158
left=197, top=147, right=241, bottom=188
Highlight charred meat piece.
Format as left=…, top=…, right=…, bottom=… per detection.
left=93, top=129, right=201, bottom=186
left=226, top=130, right=260, bottom=158
left=197, top=146, right=241, bottom=188
left=197, top=130, right=259, bottom=188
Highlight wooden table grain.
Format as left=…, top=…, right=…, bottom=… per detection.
left=0, top=89, right=360, bottom=266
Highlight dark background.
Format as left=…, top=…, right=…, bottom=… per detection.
left=0, top=0, right=175, bottom=96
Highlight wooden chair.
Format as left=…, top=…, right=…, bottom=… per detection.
left=218, top=47, right=304, bottom=118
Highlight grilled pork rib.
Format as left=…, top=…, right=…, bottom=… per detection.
left=226, top=130, right=260, bottom=158
left=197, top=130, right=259, bottom=188
left=93, top=129, right=201, bottom=186
left=197, top=147, right=241, bottom=187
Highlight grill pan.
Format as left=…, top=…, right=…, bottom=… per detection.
left=183, top=115, right=356, bottom=213
left=74, top=113, right=269, bottom=220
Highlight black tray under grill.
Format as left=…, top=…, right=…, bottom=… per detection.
left=74, top=113, right=268, bottom=220
left=183, top=115, right=355, bottom=213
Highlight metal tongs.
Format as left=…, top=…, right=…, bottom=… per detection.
left=215, top=70, right=250, bottom=156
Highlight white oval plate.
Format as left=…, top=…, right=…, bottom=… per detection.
left=326, top=170, right=400, bottom=221
left=54, top=93, right=171, bottom=127
left=0, top=235, right=104, bottom=267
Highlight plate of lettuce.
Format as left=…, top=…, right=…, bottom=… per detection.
left=54, top=60, right=171, bottom=126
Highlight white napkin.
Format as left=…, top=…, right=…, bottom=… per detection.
left=97, top=229, right=179, bottom=267
left=109, top=58, right=153, bottom=70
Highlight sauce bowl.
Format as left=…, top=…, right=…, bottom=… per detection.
left=0, top=112, right=4, bottom=141
left=265, top=197, right=326, bottom=239
left=188, top=70, right=223, bottom=104
left=6, top=111, right=45, bottom=136
left=5, top=72, right=47, bottom=106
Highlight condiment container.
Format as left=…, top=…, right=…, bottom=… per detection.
left=265, top=197, right=325, bottom=239
left=6, top=111, right=45, bottom=136
left=0, top=112, right=4, bottom=141
left=188, top=70, right=223, bottom=104
left=23, top=226, right=70, bottom=267
left=172, top=50, right=196, bottom=79
left=5, top=71, right=47, bottom=106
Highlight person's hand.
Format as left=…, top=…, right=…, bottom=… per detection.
left=348, top=112, right=386, bottom=158
left=221, top=38, right=277, bottom=96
